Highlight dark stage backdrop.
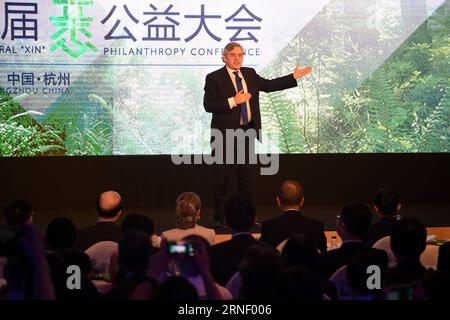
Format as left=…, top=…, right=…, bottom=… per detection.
left=1, top=154, right=449, bottom=227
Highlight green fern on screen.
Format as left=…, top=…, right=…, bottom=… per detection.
left=0, top=89, right=65, bottom=156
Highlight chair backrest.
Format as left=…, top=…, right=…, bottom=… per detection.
left=85, top=241, right=119, bottom=277
left=372, top=236, right=397, bottom=267
left=276, top=239, right=288, bottom=253
left=420, top=244, right=439, bottom=270
left=373, top=236, right=438, bottom=269
left=226, top=271, right=242, bottom=299
left=329, top=265, right=351, bottom=300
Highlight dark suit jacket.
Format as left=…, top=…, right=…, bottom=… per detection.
left=203, top=66, right=297, bottom=140
left=318, top=241, right=369, bottom=279
left=385, top=260, right=426, bottom=287
left=210, top=233, right=263, bottom=286
left=363, top=216, right=397, bottom=248
left=259, top=210, right=327, bottom=254
left=77, top=221, right=121, bottom=252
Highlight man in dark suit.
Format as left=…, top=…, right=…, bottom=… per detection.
left=318, top=203, right=374, bottom=279
left=385, top=218, right=427, bottom=287
left=204, top=42, right=312, bottom=227
left=210, top=196, right=264, bottom=286
left=259, top=180, right=327, bottom=253
left=363, top=188, right=401, bottom=247
left=77, top=190, right=122, bottom=251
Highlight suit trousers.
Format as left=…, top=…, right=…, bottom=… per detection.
left=213, top=122, right=257, bottom=221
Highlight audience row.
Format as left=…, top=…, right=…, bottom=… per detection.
left=0, top=181, right=449, bottom=300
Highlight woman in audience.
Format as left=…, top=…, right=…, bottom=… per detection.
left=161, top=192, right=215, bottom=245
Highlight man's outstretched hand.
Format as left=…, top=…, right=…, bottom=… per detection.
left=293, top=65, right=312, bottom=80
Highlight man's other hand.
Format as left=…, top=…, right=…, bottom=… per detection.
left=234, top=89, right=251, bottom=105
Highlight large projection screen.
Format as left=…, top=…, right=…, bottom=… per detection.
left=1, top=0, right=448, bottom=156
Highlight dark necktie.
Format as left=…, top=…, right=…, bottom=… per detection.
left=233, top=71, right=249, bottom=125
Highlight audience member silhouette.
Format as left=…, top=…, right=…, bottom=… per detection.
left=260, top=180, right=327, bottom=253
left=437, top=242, right=450, bottom=274
left=3, top=224, right=55, bottom=299
left=318, top=203, right=373, bottom=278
left=161, top=192, right=215, bottom=245
left=3, top=200, right=33, bottom=226
left=121, top=212, right=159, bottom=248
left=77, top=191, right=123, bottom=251
left=364, top=188, right=401, bottom=247
left=238, top=245, right=283, bottom=300
left=103, top=229, right=155, bottom=299
left=211, top=196, right=263, bottom=286
left=281, top=234, right=337, bottom=299
left=277, top=266, right=324, bottom=300
left=45, top=217, right=98, bottom=299
left=385, top=218, right=427, bottom=286
left=346, top=249, right=388, bottom=300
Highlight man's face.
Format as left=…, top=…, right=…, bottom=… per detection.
left=223, top=46, right=244, bottom=70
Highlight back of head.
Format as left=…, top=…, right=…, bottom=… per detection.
left=339, top=203, right=372, bottom=238
left=390, top=218, right=426, bottom=260
left=277, top=266, right=323, bottom=300
left=239, top=245, right=283, bottom=299
left=96, top=191, right=123, bottom=219
left=3, top=200, right=32, bottom=226
left=224, top=196, right=256, bottom=232
left=119, top=229, right=152, bottom=273
left=437, top=242, right=450, bottom=273
left=156, top=276, right=199, bottom=300
left=45, top=217, right=77, bottom=252
left=121, top=213, right=155, bottom=236
left=175, top=192, right=201, bottom=230
left=346, top=249, right=389, bottom=296
left=277, top=180, right=304, bottom=208
left=374, top=188, right=401, bottom=216
left=281, top=234, right=319, bottom=270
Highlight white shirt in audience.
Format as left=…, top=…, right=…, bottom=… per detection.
left=161, top=224, right=216, bottom=245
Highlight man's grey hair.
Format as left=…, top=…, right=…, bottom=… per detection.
left=223, top=42, right=244, bottom=55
